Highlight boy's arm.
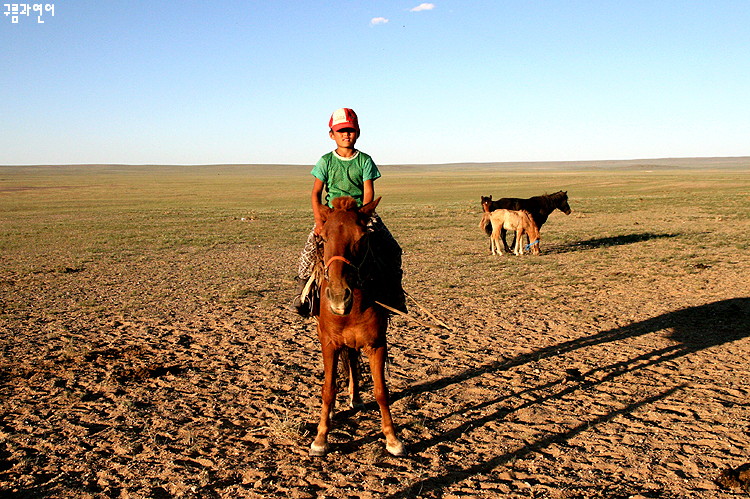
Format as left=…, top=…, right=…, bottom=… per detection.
left=311, top=178, right=326, bottom=235
left=363, top=179, right=375, bottom=205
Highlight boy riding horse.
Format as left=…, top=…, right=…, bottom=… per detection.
left=291, top=108, right=406, bottom=317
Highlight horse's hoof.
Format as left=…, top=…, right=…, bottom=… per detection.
left=386, top=440, right=406, bottom=457
left=309, top=442, right=329, bottom=457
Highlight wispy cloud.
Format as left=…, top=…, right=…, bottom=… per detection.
left=370, top=17, right=389, bottom=26
left=410, top=3, right=435, bottom=12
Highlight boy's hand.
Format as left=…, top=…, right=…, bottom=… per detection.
left=311, top=179, right=325, bottom=236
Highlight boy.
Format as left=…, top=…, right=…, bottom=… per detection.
left=291, top=108, right=405, bottom=316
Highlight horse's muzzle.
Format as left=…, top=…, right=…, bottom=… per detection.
left=325, top=286, right=352, bottom=316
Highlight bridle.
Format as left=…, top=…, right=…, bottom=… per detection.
left=324, top=255, right=353, bottom=272
left=321, top=236, right=372, bottom=283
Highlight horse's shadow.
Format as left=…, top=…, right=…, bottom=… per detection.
left=404, top=297, right=747, bottom=401
left=547, top=232, right=679, bottom=254
left=365, top=298, right=747, bottom=496
left=387, top=298, right=748, bottom=496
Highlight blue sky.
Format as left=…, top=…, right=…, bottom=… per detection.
left=2, top=1, right=749, bottom=165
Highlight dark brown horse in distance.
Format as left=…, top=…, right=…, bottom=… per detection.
left=481, top=191, right=572, bottom=253
left=309, top=196, right=405, bottom=457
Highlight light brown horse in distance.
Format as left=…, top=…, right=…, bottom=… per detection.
left=310, top=196, right=405, bottom=457
left=480, top=208, right=541, bottom=256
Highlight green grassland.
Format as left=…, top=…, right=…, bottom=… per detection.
left=2, top=160, right=748, bottom=246
left=2, top=160, right=748, bottom=306
left=2, top=161, right=749, bottom=280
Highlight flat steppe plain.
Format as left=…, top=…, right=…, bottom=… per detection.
left=1, top=158, right=749, bottom=498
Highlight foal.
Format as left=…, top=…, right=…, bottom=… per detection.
left=480, top=208, right=541, bottom=255
left=310, top=196, right=405, bottom=457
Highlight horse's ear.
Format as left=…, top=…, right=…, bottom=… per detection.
left=359, top=197, right=381, bottom=218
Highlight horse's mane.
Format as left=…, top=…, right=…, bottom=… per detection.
left=530, top=190, right=566, bottom=211
left=331, top=196, right=359, bottom=211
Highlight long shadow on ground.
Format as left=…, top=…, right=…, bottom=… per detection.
left=548, top=232, right=679, bottom=254
left=393, top=297, right=747, bottom=404
left=385, top=297, right=749, bottom=497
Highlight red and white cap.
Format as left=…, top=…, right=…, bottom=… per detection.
left=329, top=108, right=359, bottom=132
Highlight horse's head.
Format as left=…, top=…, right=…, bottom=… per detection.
left=480, top=195, right=493, bottom=213
left=555, top=191, right=572, bottom=215
left=319, top=196, right=380, bottom=315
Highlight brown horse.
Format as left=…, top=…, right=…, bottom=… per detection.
left=481, top=191, right=571, bottom=252
left=480, top=208, right=541, bottom=255
left=309, top=196, right=405, bottom=457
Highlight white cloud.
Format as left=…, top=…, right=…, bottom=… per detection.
left=410, top=3, right=435, bottom=12
left=370, top=17, right=389, bottom=25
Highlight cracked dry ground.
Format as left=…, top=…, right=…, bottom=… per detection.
left=1, top=213, right=749, bottom=498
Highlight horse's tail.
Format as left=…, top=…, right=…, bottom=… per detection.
left=480, top=212, right=493, bottom=236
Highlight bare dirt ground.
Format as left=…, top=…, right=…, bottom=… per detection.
left=1, top=166, right=749, bottom=498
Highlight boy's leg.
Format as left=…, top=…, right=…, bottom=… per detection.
left=291, top=228, right=321, bottom=316
left=367, top=214, right=407, bottom=313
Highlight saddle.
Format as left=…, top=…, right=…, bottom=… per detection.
left=302, top=240, right=406, bottom=314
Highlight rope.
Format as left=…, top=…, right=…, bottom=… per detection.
left=405, top=291, right=456, bottom=332
left=375, top=291, right=456, bottom=332
left=524, top=239, right=540, bottom=252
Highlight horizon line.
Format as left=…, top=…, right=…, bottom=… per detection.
left=2, top=155, right=749, bottom=169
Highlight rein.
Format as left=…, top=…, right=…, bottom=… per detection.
left=376, top=291, right=455, bottom=332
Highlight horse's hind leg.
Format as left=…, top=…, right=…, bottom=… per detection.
left=501, top=227, right=512, bottom=253
left=491, top=227, right=502, bottom=255
left=345, top=347, right=363, bottom=409
left=311, top=344, right=339, bottom=456
left=368, top=345, right=405, bottom=456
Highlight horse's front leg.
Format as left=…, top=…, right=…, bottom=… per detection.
left=514, top=229, right=524, bottom=255
left=310, top=343, right=339, bottom=456
left=368, top=345, right=405, bottom=456
left=346, top=347, right=363, bottom=409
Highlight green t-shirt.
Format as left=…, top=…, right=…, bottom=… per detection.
left=311, top=151, right=381, bottom=207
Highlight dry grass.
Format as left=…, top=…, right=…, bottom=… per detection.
left=1, top=161, right=749, bottom=498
